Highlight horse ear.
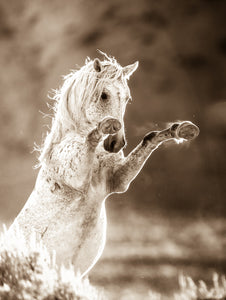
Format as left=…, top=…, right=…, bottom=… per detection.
left=123, top=61, right=139, bottom=79
left=93, top=58, right=102, bottom=72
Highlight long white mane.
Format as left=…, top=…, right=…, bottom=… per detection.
left=38, top=53, right=125, bottom=165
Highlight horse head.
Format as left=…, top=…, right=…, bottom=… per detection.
left=41, top=54, right=139, bottom=163
left=92, top=57, right=139, bottom=153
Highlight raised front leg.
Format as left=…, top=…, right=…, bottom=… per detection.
left=110, top=121, right=199, bottom=193
left=87, top=117, right=121, bottom=148
left=48, top=117, right=122, bottom=191
left=71, top=117, right=122, bottom=189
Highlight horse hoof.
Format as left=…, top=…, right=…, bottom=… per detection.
left=176, top=121, right=199, bottom=140
left=99, top=117, right=121, bottom=135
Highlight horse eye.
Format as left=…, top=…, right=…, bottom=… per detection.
left=101, top=92, right=108, bottom=100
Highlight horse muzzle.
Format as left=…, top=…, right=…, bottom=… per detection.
left=103, top=131, right=126, bottom=153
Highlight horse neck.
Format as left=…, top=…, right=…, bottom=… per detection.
left=57, top=116, right=93, bottom=140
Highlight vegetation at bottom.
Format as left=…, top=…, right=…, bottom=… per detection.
left=0, top=226, right=225, bottom=300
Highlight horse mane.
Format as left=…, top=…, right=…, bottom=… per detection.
left=38, top=53, right=124, bottom=166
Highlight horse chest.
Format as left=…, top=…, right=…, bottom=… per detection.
left=91, top=151, right=119, bottom=188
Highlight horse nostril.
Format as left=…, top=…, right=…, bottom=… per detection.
left=110, top=140, right=116, bottom=152
left=103, top=135, right=126, bottom=153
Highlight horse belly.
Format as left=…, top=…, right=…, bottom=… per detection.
left=70, top=203, right=107, bottom=276
left=37, top=198, right=107, bottom=276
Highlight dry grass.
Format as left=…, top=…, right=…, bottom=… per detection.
left=174, top=273, right=226, bottom=300
left=0, top=225, right=104, bottom=300
left=0, top=222, right=225, bottom=299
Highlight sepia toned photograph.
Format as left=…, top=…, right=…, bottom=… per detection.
left=0, top=1, right=225, bottom=299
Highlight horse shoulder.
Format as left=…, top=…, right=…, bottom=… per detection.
left=47, top=134, right=86, bottom=181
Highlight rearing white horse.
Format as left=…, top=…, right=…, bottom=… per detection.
left=8, top=54, right=199, bottom=277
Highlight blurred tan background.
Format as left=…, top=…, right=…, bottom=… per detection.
left=0, top=0, right=226, bottom=299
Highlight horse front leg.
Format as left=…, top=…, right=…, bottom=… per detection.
left=87, top=117, right=121, bottom=148
left=71, top=117, right=121, bottom=187
left=110, top=121, right=199, bottom=193
left=54, top=117, right=122, bottom=191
